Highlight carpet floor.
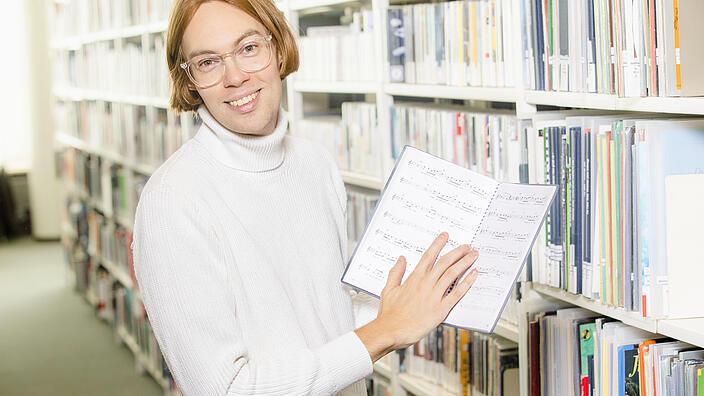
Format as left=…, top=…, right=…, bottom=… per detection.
left=0, top=237, right=162, bottom=396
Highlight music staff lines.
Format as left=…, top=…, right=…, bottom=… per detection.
left=381, top=211, right=463, bottom=248
left=407, top=159, right=496, bottom=199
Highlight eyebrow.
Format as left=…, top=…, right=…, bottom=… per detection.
left=187, top=29, right=264, bottom=59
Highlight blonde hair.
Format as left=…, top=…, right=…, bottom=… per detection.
left=166, top=0, right=299, bottom=113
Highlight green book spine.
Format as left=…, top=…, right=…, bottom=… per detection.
left=579, top=323, right=596, bottom=375
left=698, top=368, right=704, bottom=396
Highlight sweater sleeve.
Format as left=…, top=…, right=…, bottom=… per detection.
left=133, top=184, right=373, bottom=396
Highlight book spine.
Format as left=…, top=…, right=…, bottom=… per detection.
left=387, top=8, right=406, bottom=83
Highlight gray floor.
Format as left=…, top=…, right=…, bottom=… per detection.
left=0, top=237, right=162, bottom=396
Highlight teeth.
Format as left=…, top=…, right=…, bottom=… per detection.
left=230, top=91, right=258, bottom=107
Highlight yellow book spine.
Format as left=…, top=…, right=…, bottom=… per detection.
left=673, top=0, right=681, bottom=90
left=460, top=329, right=470, bottom=395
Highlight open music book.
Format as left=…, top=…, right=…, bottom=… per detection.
left=341, top=146, right=557, bottom=333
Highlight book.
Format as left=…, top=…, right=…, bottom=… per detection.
left=579, top=322, right=597, bottom=396
left=342, top=146, right=557, bottom=332
left=665, top=174, right=704, bottom=318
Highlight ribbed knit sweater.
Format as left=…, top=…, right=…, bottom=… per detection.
left=132, top=106, right=379, bottom=396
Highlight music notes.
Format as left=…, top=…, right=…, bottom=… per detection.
left=342, top=146, right=556, bottom=333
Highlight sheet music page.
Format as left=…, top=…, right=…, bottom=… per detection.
left=446, top=182, right=557, bottom=331
left=342, top=147, right=498, bottom=297
left=341, top=146, right=556, bottom=333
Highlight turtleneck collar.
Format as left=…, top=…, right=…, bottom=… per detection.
left=194, top=105, right=288, bottom=172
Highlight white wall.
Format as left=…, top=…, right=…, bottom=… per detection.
left=25, top=0, right=60, bottom=239
left=0, top=1, right=32, bottom=173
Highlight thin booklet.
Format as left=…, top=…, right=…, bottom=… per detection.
left=342, top=146, right=557, bottom=333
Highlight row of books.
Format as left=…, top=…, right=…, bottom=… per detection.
left=294, top=102, right=382, bottom=177
left=387, top=0, right=517, bottom=87
left=530, top=307, right=704, bottom=396
left=390, top=104, right=522, bottom=184
left=49, top=0, right=172, bottom=39
left=63, top=195, right=134, bottom=278
left=519, top=0, right=704, bottom=96
left=61, top=147, right=148, bottom=226
left=401, top=326, right=519, bottom=396
left=62, top=149, right=104, bottom=205
left=367, top=376, right=391, bottom=396
left=298, top=11, right=376, bottom=82
left=527, top=112, right=704, bottom=319
left=52, top=34, right=169, bottom=98
left=55, top=99, right=201, bottom=169
left=62, top=196, right=179, bottom=393
left=115, top=284, right=175, bottom=390
left=346, top=188, right=379, bottom=251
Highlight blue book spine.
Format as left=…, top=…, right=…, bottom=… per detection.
left=571, top=126, right=583, bottom=294
left=534, top=0, right=545, bottom=91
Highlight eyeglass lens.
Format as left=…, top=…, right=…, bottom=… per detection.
left=188, top=36, right=271, bottom=87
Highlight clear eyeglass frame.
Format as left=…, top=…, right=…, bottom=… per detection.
left=180, top=34, right=273, bottom=88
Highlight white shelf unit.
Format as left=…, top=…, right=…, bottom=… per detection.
left=398, top=373, right=458, bottom=396
left=48, top=0, right=704, bottom=395
left=529, top=282, right=704, bottom=349
left=51, top=20, right=168, bottom=50
left=523, top=90, right=704, bottom=116
left=385, top=83, right=519, bottom=103
left=294, top=80, right=379, bottom=94
left=529, top=283, right=657, bottom=333
left=278, top=0, right=704, bottom=395
left=53, top=87, right=170, bottom=109
left=340, top=170, right=385, bottom=190
left=49, top=3, right=181, bottom=393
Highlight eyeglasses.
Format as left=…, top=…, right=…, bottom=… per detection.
left=180, top=34, right=273, bottom=88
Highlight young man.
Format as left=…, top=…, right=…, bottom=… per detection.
left=133, top=1, right=479, bottom=394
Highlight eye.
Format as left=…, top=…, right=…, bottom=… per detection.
left=196, top=57, right=221, bottom=71
left=241, top=43, right=260, bottom=56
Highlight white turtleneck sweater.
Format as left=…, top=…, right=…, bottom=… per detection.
left=132, top=106, right=379, bottom=396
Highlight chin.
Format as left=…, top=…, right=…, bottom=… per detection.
left=220, top=106, right=276, bottom=136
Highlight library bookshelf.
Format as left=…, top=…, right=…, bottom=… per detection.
left=48, top=0, right=704, bottom=396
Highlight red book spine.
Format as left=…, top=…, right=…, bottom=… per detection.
left=529, top=321, right=540, bottom=396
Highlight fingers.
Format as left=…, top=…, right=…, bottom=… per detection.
left=436, top=249, right=478, bottom=293
left=442, top=268, right=480, bottom=311
left=415, top=232, right=449, bottom=273
left=430, top=244, right=473, bottom=279
left=382, top=256, right=406, bottom=295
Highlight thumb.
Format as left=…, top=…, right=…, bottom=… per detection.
left=384, top=256, right=407, bottom=291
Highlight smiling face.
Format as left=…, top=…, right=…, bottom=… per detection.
left=181, top=1, right=282, bottom=136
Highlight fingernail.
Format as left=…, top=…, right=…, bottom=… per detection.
left=440, top=232, right=448, bottom=240
left=463, top=244, right=471, bottom=251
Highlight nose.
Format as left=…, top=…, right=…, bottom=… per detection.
left=222, top=55, right=249, bottom=87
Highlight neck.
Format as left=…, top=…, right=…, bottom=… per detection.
left=195, top=105, right=288, bottom=172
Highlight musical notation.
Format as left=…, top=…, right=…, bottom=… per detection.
left=398, top=178, right=486, bottom=216
left=480, top=229, right=531, bottom=242
left=485, top=208, right=541, bottom=224
left=471, top=284, right=505, bottom=297
left=407, top=159, right=496, bottom=199
left=474, top=244, right=522, bottom=260
left=495, top=191, right=552, bottom=206
left=364, top=245, right=398, bottom=265
left=475, top=266, right=511, bottom=279
left=374, top=228, right=427, bottom=254
left=381, top=211, right=462, bottom=250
